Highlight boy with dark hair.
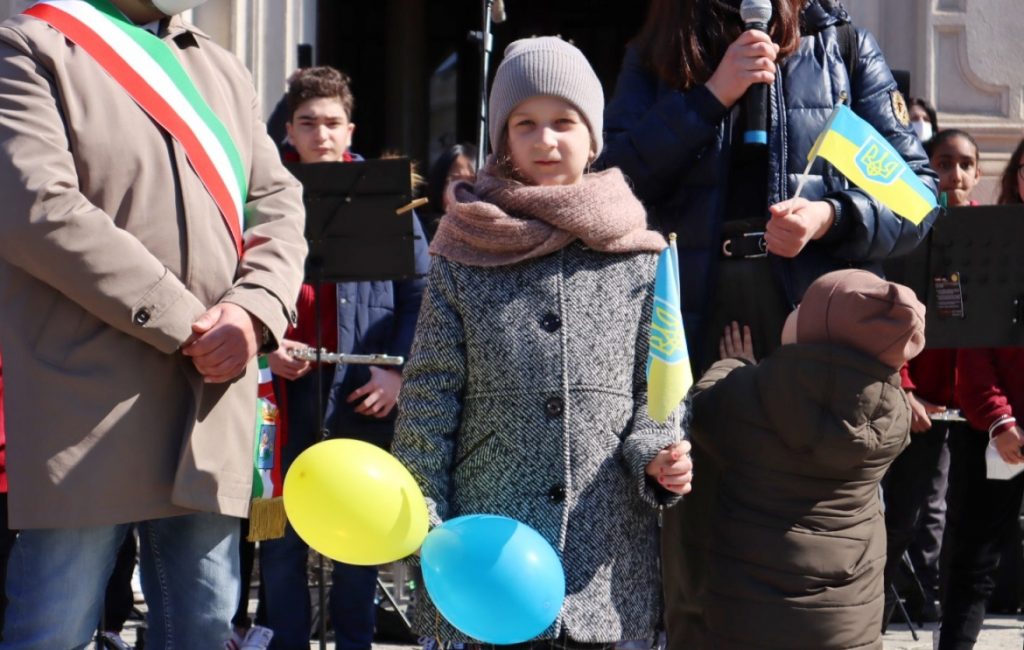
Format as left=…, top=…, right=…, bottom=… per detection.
left=285, top=66, right=355, bottom=122
left=283, top=67, right=356, bottom=165
left=258, top=65, right=430, bottom=650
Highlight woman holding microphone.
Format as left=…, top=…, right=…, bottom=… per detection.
left=598, top=1, right=939, bottom=647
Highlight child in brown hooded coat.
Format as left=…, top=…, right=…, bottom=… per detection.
left=687, top=269, right=926, bottom=650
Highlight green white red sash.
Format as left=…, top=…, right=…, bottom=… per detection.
left=25, top=0, right=247, bottom=255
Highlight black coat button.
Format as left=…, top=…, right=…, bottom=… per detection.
left=544, top=397, right=564, bottom=417
left=133, top=309, right=151, bottom=325
left=540, top=313, right=562, bottom=332
left=548, top=484, right=566, bottom=503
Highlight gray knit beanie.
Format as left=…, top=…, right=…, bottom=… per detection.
left=488, top=36, right=604, bottom=157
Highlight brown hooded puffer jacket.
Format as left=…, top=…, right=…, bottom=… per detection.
left=688, top=343, right=911, bottom=650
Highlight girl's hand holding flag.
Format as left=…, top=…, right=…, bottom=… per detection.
left=645, top=440, right=694, bottom=495
left=765, top=196, right=836, bottom=258
left=646, top=234, right=695, bottom=496
left=765, top=101, right=940, bottom=258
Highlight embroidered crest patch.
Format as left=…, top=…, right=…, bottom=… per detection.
left=891, top=90, right=910, bottom=127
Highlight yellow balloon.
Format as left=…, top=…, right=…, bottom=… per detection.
left=283, top=438, right=428, bottom=565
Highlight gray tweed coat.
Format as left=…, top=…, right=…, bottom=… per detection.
left=392, top=241, right=682, bottom=643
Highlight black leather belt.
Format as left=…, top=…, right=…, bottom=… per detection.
left=721, top=231, right=767, bottom=259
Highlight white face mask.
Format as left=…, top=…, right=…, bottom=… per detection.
left=151, top=0, right=208, bottom=15
left=911, top=120, right=933, bottom=142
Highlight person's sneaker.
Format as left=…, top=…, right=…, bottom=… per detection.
left=226, top=626, right=274, bottom=650
left=101, top=631, right=133, bottom=650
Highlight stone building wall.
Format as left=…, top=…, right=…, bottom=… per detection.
left=847, top=0, right=1024, bottom=202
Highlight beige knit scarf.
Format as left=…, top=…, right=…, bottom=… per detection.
left=429, top=165, right=667, bottom=267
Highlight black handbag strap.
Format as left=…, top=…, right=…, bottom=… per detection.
left=836, top=21, right=857, bottom=85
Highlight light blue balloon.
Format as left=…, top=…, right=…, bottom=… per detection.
left=420, top=514, right=566, bottom=644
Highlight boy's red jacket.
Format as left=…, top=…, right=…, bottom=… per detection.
left=956, top=348, right=1024, bottom=437
left=288, top=283, right=338, bottom=352
left=900, top=348, right=958, bottom=408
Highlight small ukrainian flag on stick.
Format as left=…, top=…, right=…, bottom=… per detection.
left=794, top=103, right=937, bottom=225
left=647, top=234, right=693, bottom=424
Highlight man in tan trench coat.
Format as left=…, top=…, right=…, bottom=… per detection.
left=0, top=0, right=307, bottom=646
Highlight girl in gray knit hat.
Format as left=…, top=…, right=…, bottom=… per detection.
left=391, top=36, right=692, bottom=646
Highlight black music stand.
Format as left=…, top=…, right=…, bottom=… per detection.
left=880, top=205, right=1024, bottom=634
left=885, top=205, right=1024, bottom=349
left=288, top=158, right=418, bottom=283
left=285, top=158, right=419, bottom=649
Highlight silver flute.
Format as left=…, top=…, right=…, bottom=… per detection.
left=288, top=347, right=404, bottom=366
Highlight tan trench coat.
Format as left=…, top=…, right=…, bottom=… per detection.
left=0, top=14, right=307, bottom=528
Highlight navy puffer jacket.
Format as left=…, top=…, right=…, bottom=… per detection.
left=325, top=214, right=430, bottom=446
left=598, top=1, right=939, bottom=361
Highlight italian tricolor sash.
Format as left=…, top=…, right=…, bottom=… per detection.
left=25, top=0, right=247, bottom=255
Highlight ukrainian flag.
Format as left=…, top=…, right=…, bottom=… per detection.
left=647, top=235, right=693, bottom=423
left=808, top=104, right=937, bottom=225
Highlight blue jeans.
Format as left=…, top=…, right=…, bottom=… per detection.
left=260, top=370, right=378, bottom=650
left=1, top=512, right=240, bottom=650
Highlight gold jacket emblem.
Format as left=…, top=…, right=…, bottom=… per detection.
left=891, top=91, right=910, bottom=127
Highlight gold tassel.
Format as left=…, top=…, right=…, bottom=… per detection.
left=247, top=496, right=287, bottom=541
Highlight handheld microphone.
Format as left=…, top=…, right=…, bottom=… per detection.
left=740, top=0, right=773, bottom=146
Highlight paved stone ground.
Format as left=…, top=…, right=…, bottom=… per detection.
left=106, top=566, right=1023, bottom=650
left=882, top=616, right=1024, bottom=650
left=307, top=624, right=1024, bottom=650
left=110, top=616, right=1024, bottom=650
left=366, top=623, right=1024, bottom=650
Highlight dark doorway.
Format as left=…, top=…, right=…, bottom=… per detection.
left=316, top=0, right=648, bottom=169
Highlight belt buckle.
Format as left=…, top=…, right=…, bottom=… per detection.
left=721, top=231, right=767, bottom=258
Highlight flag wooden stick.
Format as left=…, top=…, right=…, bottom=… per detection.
left=668, top=232, right=682, bottom=443
left=784, top=157, right=816, bottom=218
left=784, top=103, right=841, bottom=219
